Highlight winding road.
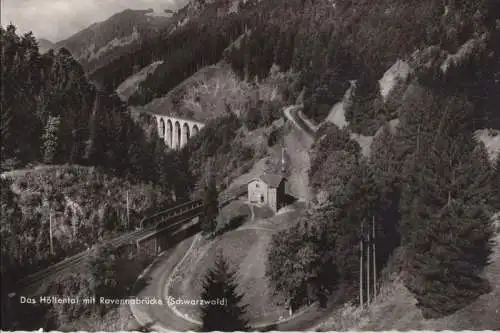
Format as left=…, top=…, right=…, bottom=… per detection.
left=130, top=106, right=332, bottom=331
left=283, top=105, right=317, bottom=138
left=130, top=236, right=200, bottom=332
left=129, top=229, right=336, bottom=332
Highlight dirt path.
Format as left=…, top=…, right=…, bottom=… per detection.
left=282, top=106, right=314, bottom=202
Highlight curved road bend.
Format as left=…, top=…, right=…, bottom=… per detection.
left=132, top=108, right=330, bottom=331
left=283, top=105, right=316, bottom=138
left=131, top=231, right=340, bottom=332
left=130, top=235, right=200, bottom=332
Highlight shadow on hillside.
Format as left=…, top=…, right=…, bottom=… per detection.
left=114, top=254, right=158, bottom=299
left=283, top=194, right=297, bottom=206
left=253, top=205, right=275, bottom=219
left=215, top=215, right=247, bottom=236
left=130, top=275, right=153, bottom=297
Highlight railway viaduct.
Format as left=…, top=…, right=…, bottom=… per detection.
left=154, top=115, right=205, bottom=149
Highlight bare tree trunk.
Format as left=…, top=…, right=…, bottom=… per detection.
left=126, top=190, right=130, bottom=229
left=373, top=216, right=377, bottom=302
left=72, top=209, right=77, bottom=239
left=367, top=226, right=371, bottom=305
left=360, top=223, right=364, bottom=308
left=49, top=212, right=54, bottom=255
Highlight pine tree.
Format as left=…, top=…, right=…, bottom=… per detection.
left=403, top=139, right=495, bottom=318
left=201, top=177, right=219, bottom=236
left=41, top=115, right=61, bottom=164
left=370, top=123, right=398, bottom=182
left=0, top=178, right=23, bottom=289
left=332, top=160, right=380, bottom=281
left=407, top=199, right=494, bottom=318
left=345, top=72, right=380, bottom=134
left=200, top=250, right=248, bottom=331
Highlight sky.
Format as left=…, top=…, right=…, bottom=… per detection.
left=1, top=0, right=185, bottom=42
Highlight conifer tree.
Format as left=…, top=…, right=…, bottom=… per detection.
left=201, top=176, right=218, bottom=236
left=345, top=72, right=380, bottom=134
left=332, top=160, right=380, bottom=281
left=0, top=178, right=23, bottom=289
left=403, top=138, right=495, bottom=318
left=370, top=123, right=398, bottom=183
left=200, top=250, right=248, bottom=331
left=42, top=115, right=61, bottom=164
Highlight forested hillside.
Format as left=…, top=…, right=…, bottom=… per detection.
left=94, top=0, right=499, bottom=130
left=2, top=0, right=500, bottom=329
left=0, top=168, right=170, bottom=291
left=0, top=24, right=192, bottom=295
left=53, top=8, right=178, bottom=74
left=1, top=24, right=190, bottom=192
left=89, top=0, right=243, bottom=95
left=257, top=0, right=500, bottom=325
left=269, top=84, right=500, bottom=317
left=224, top=0, right=500, bottom=128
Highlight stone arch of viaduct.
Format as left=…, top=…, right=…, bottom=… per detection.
left=154, top=115, right=205, bottom=149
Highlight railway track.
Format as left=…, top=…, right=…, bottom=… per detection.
left=14, top=188, right=244, bottom=294
left=16, top=201, right=203, bottom=293
left=17, top=219, right=199, bottom=294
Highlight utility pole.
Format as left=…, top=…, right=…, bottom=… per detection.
left=126, top=190, right=130, bottom=229
left=49, top=212, right=54, bottom=255
left=372, top=216, right=377, bottom=302
left=281, top=147, right=286, bottom=175
left=416, top=125, right=420, bottom=155
left=367, top=222, right=371, bottom=306
left=72, top=212, right=77, bottom=239
left=359, top=221, right=364, bottom=309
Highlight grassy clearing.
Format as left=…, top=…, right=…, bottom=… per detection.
left=169, top=202, right=306, bottom=324
left=116, top=61, right=164, bottom=102
left=223, top=157, right=270, bottom=194
left=170, top=229, right=289, bottom=323
left=220, top=119, right=314, bottom=205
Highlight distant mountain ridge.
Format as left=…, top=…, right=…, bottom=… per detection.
left=37, top=38, right=54, bottom=53
left=51, top=5, right=188, bottom=73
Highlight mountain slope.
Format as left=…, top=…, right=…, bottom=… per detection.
left=37, top=38, right=55, bottom=53
left=53, top=7, right=184, bottom=74
left=116, top=60, right=164, bottom=102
